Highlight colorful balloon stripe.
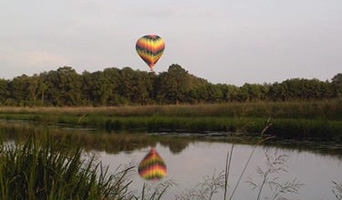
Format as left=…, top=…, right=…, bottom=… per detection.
left=136, top=45, right=165, bottom=55
left=139, top=165, right=167, bottom=179
left=136, top=40, right=165, bottom=53
left=136, top=35, right=165, bottom=70
left=138, top=147, right=167, bottom=181
left=139, top=159, right=165, bottom=169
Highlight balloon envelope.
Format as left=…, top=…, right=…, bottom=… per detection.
left=136, top=35, right=165, bottom=71
left=138, top=147, right=167, bottom=181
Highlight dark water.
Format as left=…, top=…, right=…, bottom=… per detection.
left=1, top=121, right=341, bottom=199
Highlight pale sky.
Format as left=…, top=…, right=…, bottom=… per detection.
left=0, top=0, right=341, bottom=85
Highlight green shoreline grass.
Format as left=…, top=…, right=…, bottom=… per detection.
left=0, top=100, right=341, bottom=118
left=0, top=130, right=169, bottom=199
left=0, top=100, right=341, bottom=141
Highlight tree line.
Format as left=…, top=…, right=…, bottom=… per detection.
left=0, top=64, right=341, bottom=106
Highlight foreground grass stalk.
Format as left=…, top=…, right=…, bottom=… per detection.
left=223, top=144, right=234, bottom=200
left=227, top=119, right=274, bottom=200
left=332, top=181, right=342, bottom=200
left=247, top=152, right=303, bottom=200
left=0, top=131, right=138, bottom=199
left=0, top=128, right=172, bottom=199
left=228, top=145, right=257, bottom=200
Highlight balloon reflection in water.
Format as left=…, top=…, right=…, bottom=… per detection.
left=138, top=147, right=167, bottom=181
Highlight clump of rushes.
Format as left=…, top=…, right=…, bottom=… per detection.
left=0, top=132, right=137, bottom=200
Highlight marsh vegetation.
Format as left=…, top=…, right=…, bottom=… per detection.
left=1, top=100, right=342, bottom=141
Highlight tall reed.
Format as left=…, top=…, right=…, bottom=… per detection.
left=0, top=100, right=341, bottom=119
left=0, top=130, right=169, bottom=199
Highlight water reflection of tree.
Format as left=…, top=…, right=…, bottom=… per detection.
left=0, top=123, right=193, bottom=155
left=1, top=122, right=342, bottom=158
left=159, top=138, right=190, bottom=154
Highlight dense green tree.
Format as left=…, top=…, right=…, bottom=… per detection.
left=56, top=67, right=82, bottom=106
left=0, top=65, right=340, bottom=106
left=103, top=68, right=121, bottom=105
left=332, top=73, right=342, bottom=98
left=9, top=75, right=30, bottom=106
left=119, top=67, right=136, bottom=104
left=188, top=85, right=209, bottom=103
left=157, top=64, right=192, bottom=104
left=131, top=71, right=154, bottom=105
left=219, top=84, right=240, bottom=102
left=41, top=67, right=82, bottom=106
left=239, top=83, right=262, bottom=101
left=40, top=70, right=59, bottom=106
left=81, top=71, right=114, bottom=106
left=26, top=75, right=40, bottom=106
left=268, top=82, right=286, bottom=101
left=259, top=84, right=270, bottom=101
left=0, top=79, right=9, bottom=105
left=205, top=84, right=224, bottom=103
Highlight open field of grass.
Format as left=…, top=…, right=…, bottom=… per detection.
left=0, top=100, right=341, bottom=140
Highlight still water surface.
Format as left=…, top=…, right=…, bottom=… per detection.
left=1, top=121, right=341, bottom=199
left=97, top=138, right=342, bottom=200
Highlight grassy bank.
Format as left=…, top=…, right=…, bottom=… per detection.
left=0, top=100, right=341, bottom=119
left=0, top=131, right=169, bottom=200
left=0, top=100, right=341, bottom=141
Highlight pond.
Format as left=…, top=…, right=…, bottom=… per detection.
left=98, top=140, right=342, bottom=200
left=0, top=121, right=341, bottom=199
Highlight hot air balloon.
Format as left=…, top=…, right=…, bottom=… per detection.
left=138, top=147, right=167, bottom=181
left=136, top=34, right=165, bottom=71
